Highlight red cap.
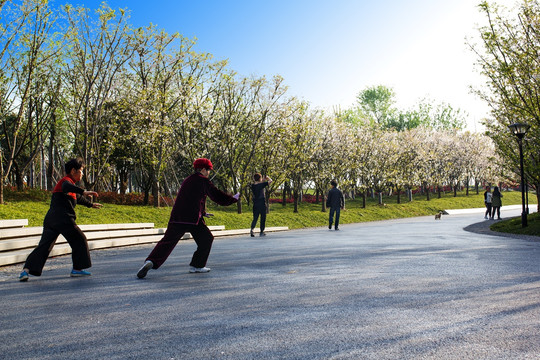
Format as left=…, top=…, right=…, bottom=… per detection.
left=193, top=158, right=213, bottom=170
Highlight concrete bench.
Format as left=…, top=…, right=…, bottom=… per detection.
left=0, top=220, right=288, bottom=267
left=0, top=219, right=29, bottom=229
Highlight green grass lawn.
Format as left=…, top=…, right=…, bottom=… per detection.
left=490, top=211, right=540, bottom=236
left=1, top=188, right=537, bottom=236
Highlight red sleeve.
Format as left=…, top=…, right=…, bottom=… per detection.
left=206, top=179, right=238, bottom=206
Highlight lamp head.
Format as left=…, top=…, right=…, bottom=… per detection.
left=508, top=123, right=531, bottom=139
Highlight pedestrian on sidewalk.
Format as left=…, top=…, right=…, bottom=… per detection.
left=137, top=158, right=239, bottom=279
left=326, top=180, right=344, bottom=230
left=491, top=186, right=503, bottom=220
left=484, top=186, right=493, bottom=219
left=250, top=173, right=272, bottom=237
left=19, top=158, right=103, bottom=282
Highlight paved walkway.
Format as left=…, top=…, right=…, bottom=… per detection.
left=0, top=206, right=539, bottom=360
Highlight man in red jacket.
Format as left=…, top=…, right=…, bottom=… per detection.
left=19, top=158, right=102, bottom=281
left=137, top=158, right=239, bottom=278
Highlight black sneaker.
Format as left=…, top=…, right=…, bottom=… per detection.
left=250, top=229, right=255, bottom=237
left=137, top=261, right=153, bottom=279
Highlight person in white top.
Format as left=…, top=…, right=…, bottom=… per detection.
left=484, top=186, right=493, bottom=219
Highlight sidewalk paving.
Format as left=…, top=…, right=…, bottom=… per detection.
left=0, top=207, right=539, bottom=359
left=444, top=204, right=537, bottom=215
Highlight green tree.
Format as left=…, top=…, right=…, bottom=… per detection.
left=254, top=97, right=302, bottom=211
left=0, top=0, right=60, bottom=199
left=125, top=26, right=201, bottom=206
left=356, top=85, right=397, bottom=127
left=471, top=0, right=540, bottom=207
left=281, top=105, right=321, bottom=213
left=214, top=74, right=290, bottom=214
left=62, top=3, right=133, bottom=191
left=170, top=50, right=229, bottom=186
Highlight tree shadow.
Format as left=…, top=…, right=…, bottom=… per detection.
left=463, top=220, right=539, bottom=242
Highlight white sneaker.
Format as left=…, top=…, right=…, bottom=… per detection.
left=189, top=266, right=211, bottom=273
left=137, top=261, right=153, bottom=279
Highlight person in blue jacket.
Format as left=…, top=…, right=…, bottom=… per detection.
left=326, top=180, right=344, bottom=230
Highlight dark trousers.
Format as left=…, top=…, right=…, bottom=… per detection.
left=24, top=221, right=91, bottom=276
left=485, top=203, right=492, bottom=217
left=146, top=221, right=214, bottom=269
left=329, top=207, right=341, bottom=229
left=251, top=203, right=267, bottom=232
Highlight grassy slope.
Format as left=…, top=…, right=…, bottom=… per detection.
left=490, top=211, right=540, bottom=236
left=1, top=189, right=537, bottom=236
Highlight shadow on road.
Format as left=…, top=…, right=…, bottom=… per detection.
left=463, top=218, right=539, bottom=242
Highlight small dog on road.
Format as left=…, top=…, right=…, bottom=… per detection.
left=435, top=211, right=443, bottom=220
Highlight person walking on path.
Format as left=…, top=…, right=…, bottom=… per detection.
left=137, top=158, right=239, bottom=278
left=250, top=173, right=272, bottom=237
left=491, top=186, right=503, bottom=220
left=484, top=186, right=493, bottom=219
left=19, top=158, right=103, bottom=281
left=326, top=180, right=345, bottom=230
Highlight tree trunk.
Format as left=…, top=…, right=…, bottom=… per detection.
left=282, top=181, right=288, bottom=207
left=237, top=191, right=243, bottom=214
left=293, top=190, right=299, bottom=213
left=362, top=191, right=366, bottom=208
left=47, top=132, right=56, bottom=190
left=142, top=171, right=151, bottom=205
left=29, top=161, right=35, bottom=188
left=47, top=147, right=55, bottom=190
left=119, top=169, right=128, bottom=195
left=535, top=185, right=540, bottom=213
left=143, top=190, right=149, bottom=205
left=152, top=176, right=160, bottom=207
left=14, top=162, right=24, bottom=191
left=0, top=148, right=4, bottom=204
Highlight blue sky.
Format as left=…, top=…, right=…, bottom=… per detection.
left=103, top=0, right=516, bottom=130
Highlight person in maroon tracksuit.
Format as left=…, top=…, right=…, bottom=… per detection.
left=19, top=158, right=102, bottom=281
left=137, top=158, right=239, bottom=278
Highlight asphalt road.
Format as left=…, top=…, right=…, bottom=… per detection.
left=1, top=207, right=539, bottom=360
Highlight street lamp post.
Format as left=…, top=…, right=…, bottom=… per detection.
left=508, top=123, right=531, bottom=228
left=525, top=181, right=529, bottom=215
